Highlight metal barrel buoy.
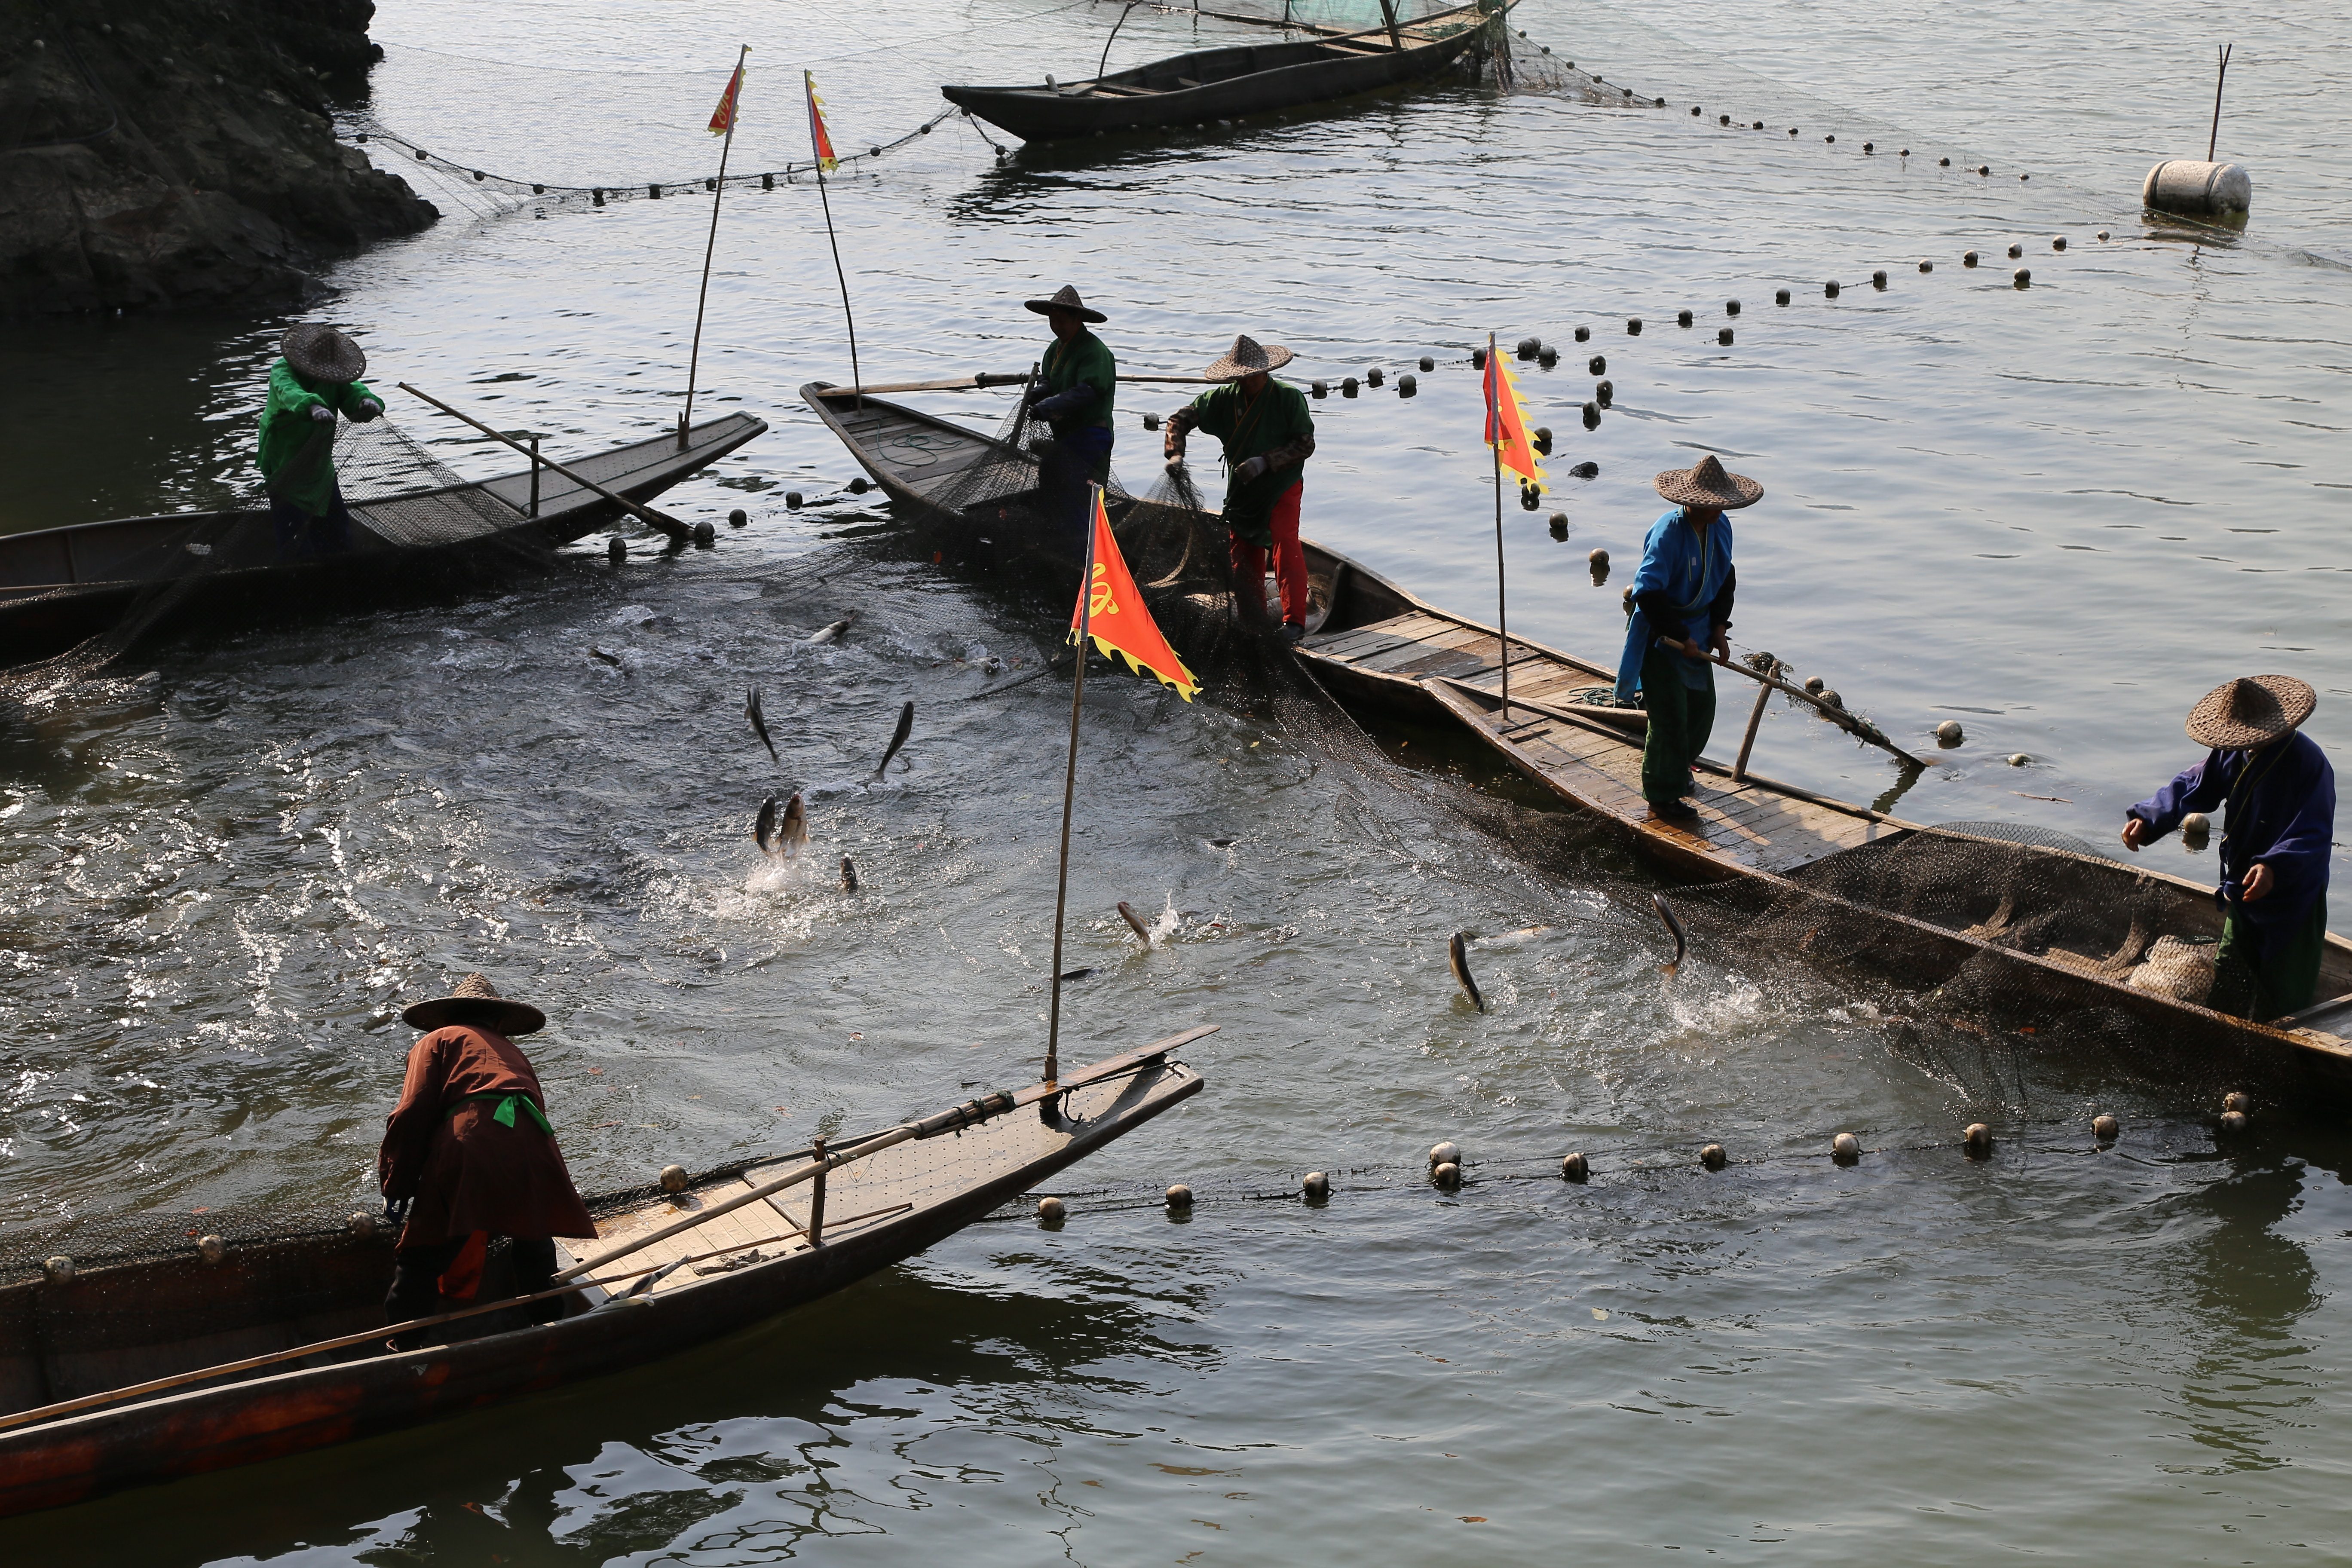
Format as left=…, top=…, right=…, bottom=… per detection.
left=1561, top=1151, right=1590, bottom=1182
left=1538, top=345, right=1559, bottom=367
left=1516, top=336, right=1541, bottom=358
left=1471, top=346, right=1488, bottom=368
left=1935, top=720, right=1964, bottom=746
left=2141, top=160, right=2251, bottom=218
left=1832, top=1132, right=1862, bottom=1164
left=1963, top=1122, right=1992, bottom=1157
left=1533, top=425, right=1553, bottom=451
left=197, top=1234, right=227, bottom=1263
left=1143, top=411, right=1160, bottom=430
left=1775, top=288, right=1791, bottom=305
left=1550, top=513, right=1569, bottom=539
left=2092, top=1113, right=2119, bottom=1142
left=1690, top=104, right=1701, bottom=116
left=1939, top=156, right=1951, bottom=166
left=728, top=508, right=748, bottom=527
left=1825, top=134, right=1835, bottom=144
left=1587, top=354, right=1606, bottom=376
left=661, top=1164, right=690, bottom=1193
left=1804, top=674, right=1825, bottom=693
left=1342, top=376, right=1359, bottom=396
left=43, top=1256, right=74, bottom=1284
left=1719, top=113, right=1730, bottom=125
left=692, top=520, right=716, bottom=546
left=1038, top=1195, right=1066, bottom=1222
left=1977, top=165, right=1989, bottom=176
left=2097, top=229, right=2110, bottom=241
left=1303, top=1170, right=1331, bottom=1200
left=1432, top=1161, right=1463, bottom=1188
left=1718, top=328, right=1733, bottom=346
left=1165, top=1183, right=1194, bottom=1210
left=1311, top=380, right=1329, bottom=396
left=1863, top=141, right=1874, bottom=153
left=1700, top=1143, right=1727, bottom=1171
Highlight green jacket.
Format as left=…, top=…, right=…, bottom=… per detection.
left=257, top=358, right=379, bottom=517
left=1039, top=328, right=1117, bottom=433
left=1171, top=379, right=1315, bottom=545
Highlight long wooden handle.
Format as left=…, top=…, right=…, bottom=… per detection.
left=817, top=372, right=1214, bottom=397
left=396, top=383, right=692, bottom=542
left=1662, top=638, right=1925, bottom=769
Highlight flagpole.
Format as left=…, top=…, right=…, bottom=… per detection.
left=1488, top=331, right=1510, bottom=723
left=682, top=45, right=748, bottom=449
left=807, top=70, right=864, bottom=413
left=1044, top=487, right=1102, bottom=1085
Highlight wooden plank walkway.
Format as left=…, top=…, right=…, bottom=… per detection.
left=1301, top=610, right=1902, bottom=876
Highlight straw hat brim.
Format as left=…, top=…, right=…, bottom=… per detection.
left=2185, top=674, right=2316, bottom=750
left=401, top=993, right=547, bottom=1035
left=281, top=324, right=367, bottom=384
left=1203, top=344, right=1295, bottom=381
left=1654, top=465, right=1764, bottom=509
left=1025, top=297, right=1107, bottom=323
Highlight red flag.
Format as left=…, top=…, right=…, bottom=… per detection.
left=1070, top=490, right=1200, bottom=701
left=708, top=62, right=746, bottom=136
left=1483, top=343, right=1544, bottom=484
left=804, top=70, right=839, bottom=172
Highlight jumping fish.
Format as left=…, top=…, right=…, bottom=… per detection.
left=1652, top=892, right=1687, bottom=977
left=1117, top=900, right=1154, bottom=947
left=746, top=686, right=777, bottom=762
left=810, top=610, right=858, bottom=645
left=1058, top=967, right=1094, bottom=982
left=755, top=791, right=809, bottom=862
left=590, top=647, right=628, bottom=673
left=754, top=794, right=780, bottom=857
left=1448, top=931, right=1486, bottom=1013
left=840, top=855, right=859, bottom=892
left=873, top=700, right=914, bottom=779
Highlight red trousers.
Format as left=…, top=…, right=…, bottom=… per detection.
left=1231, top=482, right=1308, bottom=628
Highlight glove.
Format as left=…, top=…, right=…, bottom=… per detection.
left=1031, top=386, right=1090, bottom=421
left=382, top=1196, right=410, bottom=1228
left=352, top=398, right=383, bottom=423
left=308, top=403, right=335, bottom=423
left=1233, top=454, right=1270, bottom=485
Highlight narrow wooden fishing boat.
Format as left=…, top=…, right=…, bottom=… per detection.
left=0, top=1033, right=1206, bottom=1519
left=942, top=1, right=1498, bottom=142
left=0, top=412, right=766, bottom=661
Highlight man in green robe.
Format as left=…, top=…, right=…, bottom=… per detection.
left=257, top=322, right=382, bottom=558
left=1163, top=334, right=1317, bottom=643
left=1022, top=285, right=1116, bottom=550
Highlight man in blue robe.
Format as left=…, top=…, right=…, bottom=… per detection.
left=1612, top=454, right=1761, bottom=821
left=2124, top=674, right=2336, bottom=1020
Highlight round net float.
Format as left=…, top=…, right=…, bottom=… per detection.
left=1753, top=121, right=1764, bottom=130
left=1690, top=104, right=1701, bottom=116
left=2092, top=1113, right=2119, bottom=1142
left=1432, top=1160, right=1463, bottom=1188
left=1774, top=288, right=1790, bottom=305
left=785, top=490, right=805, bottom=508
left=1788, top=127, right=1799, bottom=137
left=1595, top=380, right=1612, bottom=406
left=1419, top=355, right=1435, bottom=371
left=1519, top=484, right=1542, bottom=511
left=1582, top=402, right=1601, bottom=430
left=1397, top=373, right=1417, bottom=395
left=1871, top=270, right=1888, bottom=288
left=692, top=520, right=716, bottom=545
left=1963, top=250, right=1979, bottom=267
left=1587, top=354, right=1606, bottom=376
left=43, top=1256, right=74, bottom=1284
left=1311, top=380, right=1329, bottom=396
left=1977, top=164, right=1990, bottom=176
left=1569, top=460, right=1600, bottom=478
left=1574, top=325, right=1591, bottom=342
left=1626, top=318, right=1643, bottom=335
left=1676, top=309, right=1693, bottom=327
left=847, top=476, right=871, bottom=493
left=348, top=1211, right=379, bottom=1238
left=2223, top=1091, right=2250, bottom=1115
left=1588, top=547, right=1610, bottom=567
left=1918, top=259, right=1933, bottom=272
left=1819, top=689, right=1843, bottom=709
left=1471, top=346, right=1488, bottom=368
left=1550, top=513, right=1569, bottom=539
left=1832, top=1132, right=1862, bottom=1164
left=1533, top=424, right=1553, bottom=449
left=1366, top=366, right=1385, bottom=386
left=1303, top=1170, right=1331, bottom=1200
left=1718, top=328, right=1734, bottom=346
left=1561, top=1151, right=1590, bottom=1182
left=197, top=1234, right=226, bottom=1264
left=1341, top=376, right=1360, bottom=396
left=1165, top=1183, right=1194, bottom=1210
left=2097, top=229, right=2111, bottom=241
left=1515, top=336, right=1541, bottom=358
left=1719, top=113, right=1730, bottom=126
left=1963, top=1122, right=1993, bottom=1156
left=1429, top=1140, right=1461, bottom=1167
left=1824, top=280, right=1841, bottom=298
left=1939, top=156, right=1951, bottom=167
left=1936, top=719, right=1964, bottom=745
left=1725, top=299, right=1741, bottom=315
left=1825, top=134, right=1835, bottom=144
left=2013, top=267, right=2031, bottom=288
left=660, top=1164, right=690, bottom=1194
left=2007, top=752, right=2030, bottom=766
left=1142, top=411, right=1160, bottom=430
left=1700, top=1143, right=1727, bottom=1171
left=2218, top=1110, right=2248, bottom=1135
left=1899, top=147, right=1910, bottom=156
left=607, top=536, right=627, bottom=563
left=2007, top=242, right=2023, bottom=258
left=2052, top=235, right=2067, bottom=251
left=1863, top=141, right=1874, bottom=153
left=2183, top=811, right=2211, bottom=836
left=728, top=508, right=747, bottom=527
left=1537, top=345, right=1559, bottom=367
left=1037, top=1195, right=1066, bottom=1222
left=1804, top=674, right=1825, bottom=694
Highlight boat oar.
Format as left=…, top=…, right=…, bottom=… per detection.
left=397, top=383, right=694, bottom=543
left=1660, top=637, right=1926, bottom=770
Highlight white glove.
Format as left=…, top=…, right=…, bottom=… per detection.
left=308, top=403, right=335, bottom=423
left=1233, top=454, right=1270, bottom=484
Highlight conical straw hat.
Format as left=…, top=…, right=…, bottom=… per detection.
left=1023, top=284, right=1107, bottom=323
left=1654, top=453, right=1762, bottom=509
left=1201, top=334, right=1294, bottom=381
left=2185, top=674, right=2315, bottom=750
left=401, top=972, right=546, bottom=1035
left=281, top=322, right=367, bottom=383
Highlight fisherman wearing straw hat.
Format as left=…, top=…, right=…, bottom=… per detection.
left=256, top=322, right=383, bottom=560
left=1023, top=285, right=1118, bottom=548
left=2124, top=677, right=2336, bottom=1019
left=1162, top=334, right=1317, bottom=642
left=1613, top=455, right=1761, bottom=821
left=377, top=973, right=595, bottom=1347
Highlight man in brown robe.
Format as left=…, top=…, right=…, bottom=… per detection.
left=378, top=973, right=597, bottom=1344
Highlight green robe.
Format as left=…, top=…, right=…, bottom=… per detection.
left=257, top=359, right=378, bottom=517
left=1181, top=380, right=1314, bottom=545
left=1040, top=328, right=1116, bottom=432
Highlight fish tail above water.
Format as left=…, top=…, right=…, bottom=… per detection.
left=873, top=700, right=914, bottom=779
left=746, top=686, right=778, bottom=762
left=778, top=791, right=808, bottom=859
left=1448, top=931, right=1486, bottom=1013
left=755, top=793, right=780, bottom=857
left=1117, top=900, right=1154, bottom=947
left=1652, top=892, right=1687, bottom=977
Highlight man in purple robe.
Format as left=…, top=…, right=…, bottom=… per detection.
left=2123, top=675, right=2335, bottom=1019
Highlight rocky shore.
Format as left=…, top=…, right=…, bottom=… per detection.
left=0, top=0, right=435, bottom=315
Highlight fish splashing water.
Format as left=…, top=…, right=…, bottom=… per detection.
left=1448, top=931, right=1486, bottom=1013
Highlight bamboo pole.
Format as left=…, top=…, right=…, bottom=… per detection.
left=808, top=70, right=864, bottom=413
left=682, top=46, right=750, bottom=447
left=1659, top=636, right=1926, bottom=769
left=1730, top=680, right=1771, bottom=781
left=396, top=383, right=692, bottom=541
left=1045, top=487, right=1104, bottom=1085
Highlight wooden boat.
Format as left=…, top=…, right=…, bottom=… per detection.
left=941, top=1, right=1499, bottom=142
left=799, top=382, right=2352, bottom=1098
left=0, top=412, right=766, bottom=662
left=0, top=1033, right=1206, bottom=1519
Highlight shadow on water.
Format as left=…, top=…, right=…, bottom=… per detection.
left=0, top=1258, right=1196, bottom=1565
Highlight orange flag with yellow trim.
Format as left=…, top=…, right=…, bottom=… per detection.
left=1483, top=342, right=1544, bottom=485
left=1069, top=490, right=1200, bottom=701
left=804, top=70, right=839, bottom=171
left=708, top=61, right=746, bottom=135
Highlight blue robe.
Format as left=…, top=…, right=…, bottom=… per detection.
left=1614, top=507, right=1734, bottom=703
left=2128, top=731, right=2335, bottom=932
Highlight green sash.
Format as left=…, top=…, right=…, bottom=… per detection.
left=446, top=1090, right=553, bottom=1134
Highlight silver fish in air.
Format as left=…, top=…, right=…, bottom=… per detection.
left=1117, top=900, right=1154, bottom=947
left=873, top=700, right=913, bottom=779
left=1652, top=892, right=1687, bottom=977
left=1448, top=931, right=1485, bottom=1013
left=810, top=610, right=858, bottom=645
left=746, top=686, right=777, bottom=762
left=755, top=792, right=809, bottom=861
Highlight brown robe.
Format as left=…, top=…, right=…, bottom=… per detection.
left=377, top=1024, right=597, bottom=1248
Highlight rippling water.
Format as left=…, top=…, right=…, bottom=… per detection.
left=4, top=0, right=2351, bottom=1559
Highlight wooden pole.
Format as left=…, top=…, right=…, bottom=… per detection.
left=1730, top=680, right=1771, bottom=781
left=1660, top=636, right=1927, bottom=769
left=683, top=45, right=749, bottom=448
left=396, top=383, right=692, bottom=542
left=1045, top=487, right=1102, bottom=1085
left=1487, top=332, right=1510, bottom=723
left=527, top=435, right=540, bottom=518
left=2207, top=42, right=2232, bottom=162
left=808, top=70, right=864, bottom=413
left=1376, top=0, right=1403, bottom=51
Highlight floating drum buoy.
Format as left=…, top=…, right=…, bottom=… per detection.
left=43, top=1256, right=74, bottom=1284
left=786, top=490, right=805, bottom=508
left=661, top=1164, right=689, bottom=1194
left=1165, top=1183, right=1194, bottom=1210
left=1574, top=326, right=1590, bottom=342
left=1304, top=1170, right=1330, bottom=1200
left=1367, top=367, right=1385, bottom=386
left=1432, top=1161, right=1463, bottom=1188
left=2182, top=810, right=2211, bottom=840
left=1789, top=127, right=1799, bottom=137
left=1824, top=280, right=1841, bottom=298
left=1538, top=346, right=1559, bottom=368
left=1419, top=355, right=1435, bottom=371
left=1587, top=354, right=1605, bottom=375
left=1725, top=299, right=1741, bottom=315
left=1700, top=1143, right=1727, bottom=1171
left=1562, top=1151, right=1590, bottom=1182
left=1832, top=1132, right=1861, bottom=1164
left=1341, top=377, right=1359, bottom=396
left=2223, top=1091, right=2250, bottom=1114
left=1588, top=547, right=1609, bottom=567
left=1963, top=250, right=1979, bottom=266
left=1753, top=121, right=1764, bottom=130
left=848, top=476, right=870, bottom=493
left=1919, top=259, right=1932, bottom=272
left=1519, top=485, right=1541, bottom=512
left=1719, top=328, right=1733, bottom=346
left=2092, top=1113, right=2119, bottom=1142
left=1872, top=270, right=1888, bottom=288
left=1626, top=318, right=1642, bottom=335
left=1550, top=513, right=1569, bottom=539
left=1677, top=309, right=1693, bottom=327
left=2013, top=267, right=2030, bottom=288
left=1899, top=148, right=1910, bottom=157
left=2007, top=242, right=2022, bottom=258
left=2052, top=235, right=2067, bottom=251
left=1398, top=374, right=1417, bottom=395
left=197, top=1235, right=227, bottom=1264
left=1691, top=105, right=1701, bottom=116
left=1963, top=1123, right=1992, bottom=1157
left=1038, top=1195, right=1066, bottom=1222
left=1595, top=380, right=1613, bottom=406
left=1936, top=719, right=1964, bottom=746
left=1775, top=288, right=1790, bottom=305
left=2144, top=159, right=2254, bottom=218
left=1583, top=402, right=1601, bottom=430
